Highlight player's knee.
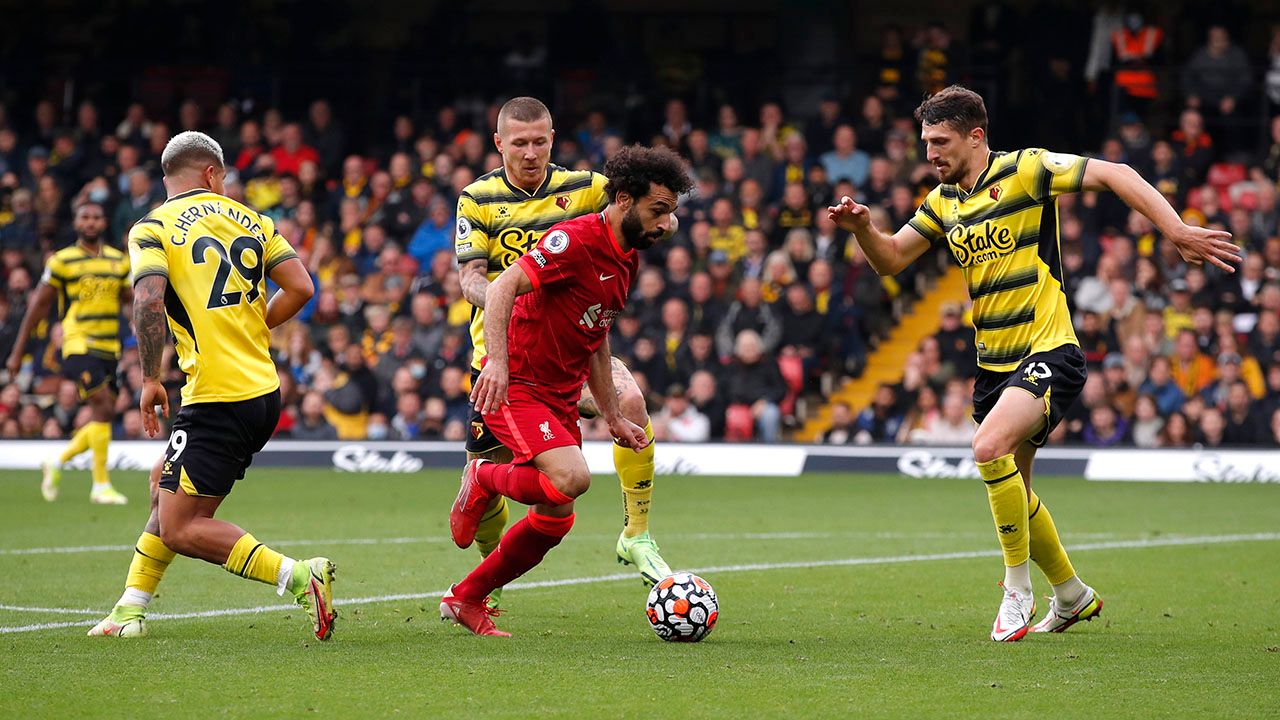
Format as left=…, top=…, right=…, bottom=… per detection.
left=551, top=466, right=592, bottom=499
left=618, top=387, right=648, bottom=427
left=158, top=524, right=194, bottom=556
left=971, top=431, right=1013, bottom=465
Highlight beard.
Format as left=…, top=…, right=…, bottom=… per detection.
left=621, top=206, right=663, bottom=250
left=937, top=162, right=965, bottom=185
left=79, top=227, right=104, bottom=244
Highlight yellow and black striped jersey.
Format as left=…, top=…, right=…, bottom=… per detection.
left=128, top=189, right=299, bottom=405
left=40, top=243, right=130, bottom=359
left=909, top=148, right=1087, bottom=372
left=455, top=165, right=608, bottom=370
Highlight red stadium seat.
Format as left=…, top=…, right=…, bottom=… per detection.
left=778, top=354, right=805, bottom=416
left=725, top=404, right=755, bottom=441
left=1207, top=163, right=1246, bottom=190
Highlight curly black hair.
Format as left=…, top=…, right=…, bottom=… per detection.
left=602, top=145, right=693, bottom=202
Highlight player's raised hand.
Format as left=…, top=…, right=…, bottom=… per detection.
left=139, top=379, right=169, bottom=438
left=1168, top=223, right=1242, bottom=273
left=826, top=196, right=873, bottom=234
left=470, top=360, right=509, bottom=415
left=608, top=415, right=649, bottom=452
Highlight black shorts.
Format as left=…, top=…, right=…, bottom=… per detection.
left=465, top=367, right=505, bottom=455
left=159, top=390, right=281, bottom=497
left=972, top=344, right=1087, bottom=447
left=62, top=353, right=118, bottom=398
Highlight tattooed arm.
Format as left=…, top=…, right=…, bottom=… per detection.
left=133, top=274, right=170, bottom=437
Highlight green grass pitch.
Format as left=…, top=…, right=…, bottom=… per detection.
left=2, top=468, right=1278, bottom=719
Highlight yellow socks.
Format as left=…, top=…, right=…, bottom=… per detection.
left=58, top=423, right=93, bottom=466
left=85, top=421, right=112, bottom=488
left=979, top=453, right=1031, bottom=590
left=1028, top=490, right=1076, bottom=585
left=119, top=532, right=176, bottom=608
left=223, top=533, right=287, bottom=588
left=616, top=420, right=655, bottom=538
left=475, top=497, right=510, bottom=557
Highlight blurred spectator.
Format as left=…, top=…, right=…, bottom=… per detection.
left=687, top=369, right=725, bottom=439
left=1199, top=407, right=1226, bottom=447
left=407, top=197, right=454, bottom=268
left=907, top=391, right=976, bottom=445
left=854, top=384, right=903, bottom=444
left=1101, top=353, right=1138, bottom=417
left=822, top=401, right=856, bottom=444
left=1170, top=329, right=1215, bottom=398
left=934, top=302, right=976, bottom=378
left=111, top=169, right=156, bottom=240
left=1130, top=394, right=1164, bottom=448
left=292, top=391, right=339, bottom=440
left=1083, top=404, right=1128, bottom=447
left=654, top=384, right=710, bottom=443
left=1222, top=381, right=1260, bottom=445
left=724, top=330, right=785, bottom=442
left=1158, top=410, right=1195, bottom=447
left=717, top=278, right=781, bottom=359
left=819, top=125, right=869, bottom=186
left=1181, top=26, right=1250, bottom=149
left=1171, top=109, right=1213, bottom=187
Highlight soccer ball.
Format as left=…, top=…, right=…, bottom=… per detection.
left=645, top=572, right=718, bottom=642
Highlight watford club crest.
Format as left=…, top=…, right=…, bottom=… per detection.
left=556, top=195, right=570, bottom=210
left=471, top=421, right=485, bottom=440
left=989, top=185, right=1001, bottom=201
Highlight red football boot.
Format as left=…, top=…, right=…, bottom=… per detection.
left=450, top=459, right=494, bottom=549
left=440, top=585, right=511, bottom=637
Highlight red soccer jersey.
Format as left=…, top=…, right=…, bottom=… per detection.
left=510, top=211, right=639, bottom=407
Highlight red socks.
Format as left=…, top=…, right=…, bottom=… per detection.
left=453, top=511, right=575, bottom=602
left=476, top=462, right=573, bottom=506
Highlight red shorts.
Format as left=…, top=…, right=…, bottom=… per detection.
left=485, top=384, right=582, bottom=464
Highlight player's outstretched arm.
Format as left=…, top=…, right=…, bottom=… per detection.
left=587, top=338, right=648, bottom=451
left=4, top=282, right=55, bottom=379
left=265, top=257, right=316, bottom=329
left=1082, top=160, right=1242, bottom=272
left=471, top=263, right=534, bottom=415
left=133, top=274, right=170, bottom=437
left=826, top=196, right=931, bottom=276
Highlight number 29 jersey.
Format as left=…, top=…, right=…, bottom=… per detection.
left=128, top=189, right=299, bottom=406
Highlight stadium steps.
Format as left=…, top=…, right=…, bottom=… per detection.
left=795, top=264, right=968, bottom=442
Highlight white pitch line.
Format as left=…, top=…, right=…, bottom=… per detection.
left=1, top=531, right=1275, bottom=635
left=0, top=604, right=102, bottom=615
left=0, top=531, right=1118, bottom=557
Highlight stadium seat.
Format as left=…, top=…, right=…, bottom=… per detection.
left=725, top=404, right=755, bottom=441
left=1207, top=163, right=1246, bottom=190
left=778, top=354, right=805, bottom=416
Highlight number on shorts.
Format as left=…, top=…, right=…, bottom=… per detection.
left=169, top=429, right=188, bottom=460
left=1024, top=362, right=1052, bottom=380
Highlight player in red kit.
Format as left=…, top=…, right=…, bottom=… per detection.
left=442, top=145, right=694, bottom=637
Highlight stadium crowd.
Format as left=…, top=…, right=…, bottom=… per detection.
left=1, top=20, right=1279, bottom=447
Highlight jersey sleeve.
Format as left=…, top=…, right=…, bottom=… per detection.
left=906, top=187, right=947, bottom=245
left=455, top=192, right=490, bottom=265
left=261, top=215, right=300, bottom=272
left=1016, top=148, right=1089, bottom=203
left=40, top=254, right=65, bottom=290
left=587, top=172, right=609, bottom=213
left=515, top=226, right=582, bottom=291
left=128, top=220, right=169, bottom=284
